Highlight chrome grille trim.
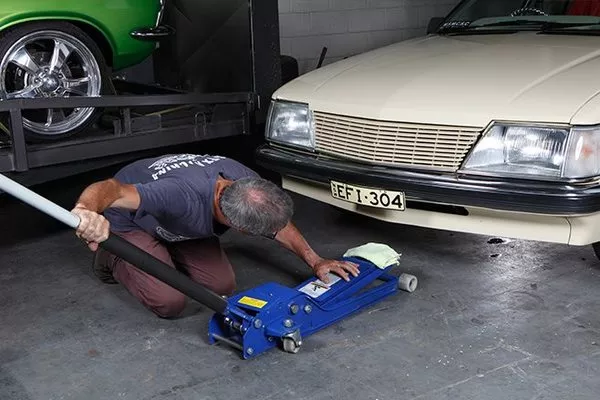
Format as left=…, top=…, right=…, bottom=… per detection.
left=313, top=111, right=483, bottom=171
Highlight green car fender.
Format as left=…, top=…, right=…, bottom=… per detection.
left=0, top=0, right=160, bottom=71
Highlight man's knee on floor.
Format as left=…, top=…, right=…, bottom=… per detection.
left=147, top=289, right=186, bottom=318
left=208, top=276, right=236, bottom=297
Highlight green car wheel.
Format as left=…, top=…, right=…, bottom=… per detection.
left=0, top=21, right=110, bottom=141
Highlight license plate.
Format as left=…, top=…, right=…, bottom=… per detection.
left=330, top=181, right=405, bottom=210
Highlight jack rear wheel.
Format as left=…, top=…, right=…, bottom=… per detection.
left=399, top=273, right=418, bottom=293
left=282, top=338, right=300, bottom=354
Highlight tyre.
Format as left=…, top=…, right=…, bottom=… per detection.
left=592, top=242, right=600, bottom=261
left=0, top=21, right=110, bottom=142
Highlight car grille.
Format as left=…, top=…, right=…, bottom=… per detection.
left=313, top=111, right=483, bottom=171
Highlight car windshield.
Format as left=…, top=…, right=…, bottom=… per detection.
left=439, top=0, right=600, bottom=34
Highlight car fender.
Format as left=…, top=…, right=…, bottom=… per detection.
left=570, top=89, right=600, bottom=126
left=0, top=11, right=116, bottom=62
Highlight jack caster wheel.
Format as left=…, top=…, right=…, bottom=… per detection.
left=282, top=338, right=301, bottom=354
left=398, top=273, right=418, bottom=293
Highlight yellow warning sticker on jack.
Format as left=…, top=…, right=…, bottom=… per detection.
left=238, top=296, right=268, bottom=309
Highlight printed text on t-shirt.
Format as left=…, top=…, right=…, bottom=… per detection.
left=149, top=154, right=226, bottom=180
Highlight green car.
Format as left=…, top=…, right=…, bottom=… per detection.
left=0, top=0, right=171, bottom=141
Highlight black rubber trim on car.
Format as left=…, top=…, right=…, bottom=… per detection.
left=255, top=145, right=600, bottom=215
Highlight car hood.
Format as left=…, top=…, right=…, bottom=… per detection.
left=274, top=32, right=600, bottom=127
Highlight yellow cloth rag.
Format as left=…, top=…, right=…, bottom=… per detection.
left=343, top=242, right=401, bottom=269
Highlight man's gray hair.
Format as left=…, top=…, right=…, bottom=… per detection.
left=219, top=177, right=294, bottom=236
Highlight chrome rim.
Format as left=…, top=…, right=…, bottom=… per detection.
left=0, top=30, right=101, bottom=135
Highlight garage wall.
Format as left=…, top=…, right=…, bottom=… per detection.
left=278, top=0, right=460, bottom=74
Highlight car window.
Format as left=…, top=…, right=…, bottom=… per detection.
left=440, top=0, right=600, bottom=33
left=448, top=0, right=526, bottom=22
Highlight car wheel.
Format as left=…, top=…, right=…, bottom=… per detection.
left=592, top=242, right=600, bottom=261
left=0, top=21, right=110, bottom=142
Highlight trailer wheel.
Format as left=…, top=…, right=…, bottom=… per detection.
left=0, top=21, right=110, bottom=142
left=398, top=273, right=418, bottom=293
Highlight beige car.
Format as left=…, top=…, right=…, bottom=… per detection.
left=257, top=0, right=600, bottom=259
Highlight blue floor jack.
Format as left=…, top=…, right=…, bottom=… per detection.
left=208, top=259, right=417, bottom=358
left=0, top=174, right=418, bottom=359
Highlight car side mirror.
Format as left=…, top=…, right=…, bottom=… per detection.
left=427, top=17, right=445, bottom=34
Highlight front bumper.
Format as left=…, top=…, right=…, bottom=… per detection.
left=255, top=145, right=600, bottom=216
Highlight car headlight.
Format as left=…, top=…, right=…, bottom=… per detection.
left=265, top=101, right=314, bottom=150
left=563, top=126, right=600, bottom=179
left=462, top=124, right=571, bottom=179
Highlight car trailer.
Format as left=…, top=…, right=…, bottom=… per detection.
left=0, top=81, right=257, bottom=186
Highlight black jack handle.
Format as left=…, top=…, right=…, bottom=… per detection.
left=0, top=174, right=228, bottom=314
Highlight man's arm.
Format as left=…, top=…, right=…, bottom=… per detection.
left=74, top=178, right=140, bottom=212
left=274, top=222, right=360, bottom=283
left=71, top=179, right=140, bottom=251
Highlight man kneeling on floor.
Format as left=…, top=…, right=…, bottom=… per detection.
left=71, top=154, right=359, bottom=318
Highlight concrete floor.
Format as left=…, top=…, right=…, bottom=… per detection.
left=1, top=172, right=600, bottom=400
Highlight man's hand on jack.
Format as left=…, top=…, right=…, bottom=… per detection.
left=71, top=205, right=110, bottom=251
left=312, top=258, right=360, bottom=284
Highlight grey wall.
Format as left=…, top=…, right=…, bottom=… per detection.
left=278, top=0, right=460, bottom=74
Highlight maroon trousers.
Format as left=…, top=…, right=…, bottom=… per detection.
left=105, top=230, right=236, bottom=318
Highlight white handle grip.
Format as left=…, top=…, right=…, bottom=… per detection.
left=0, top=174, right=80, bottom=229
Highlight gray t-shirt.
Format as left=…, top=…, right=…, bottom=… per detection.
left=104, top=154, right=258, bottom=242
